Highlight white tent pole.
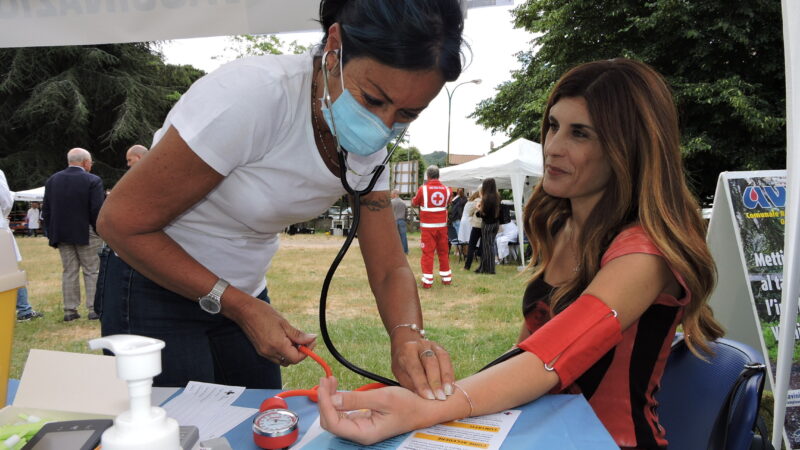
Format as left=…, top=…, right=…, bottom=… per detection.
left=511, top=174, right=526, bottom=267
left=772, top=1, right=800, bottom=447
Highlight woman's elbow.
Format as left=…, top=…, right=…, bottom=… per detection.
left=96, top=204, right=124, bottom=247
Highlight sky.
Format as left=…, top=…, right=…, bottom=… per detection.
left=159, top=1, right=535, bottom=157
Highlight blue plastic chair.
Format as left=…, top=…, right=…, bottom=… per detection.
left=656, top=334, right=768, bottom=450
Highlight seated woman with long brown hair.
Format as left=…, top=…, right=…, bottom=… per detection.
left=315, top=58, right=724, bottom=450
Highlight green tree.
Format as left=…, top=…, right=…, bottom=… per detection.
left=218, top=34, right=310, bottom=60
left=472, top=0, right=785, bottom=203
left=423, top=151, right=447, bottom=168
left=0, top=44, right=203, bottom=190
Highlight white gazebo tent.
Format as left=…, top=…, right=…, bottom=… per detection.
left=12, top=187, right=45, bottom=202
left=438, top=138, right=543, bottom=265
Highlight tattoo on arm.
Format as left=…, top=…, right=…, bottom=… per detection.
left=362, top=194, right=391, bottom=212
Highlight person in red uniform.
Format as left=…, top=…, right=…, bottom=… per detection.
left=412, top=165, right=452, bottom=288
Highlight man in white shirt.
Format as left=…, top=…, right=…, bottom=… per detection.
left=26, top=202, right=41, bottom=236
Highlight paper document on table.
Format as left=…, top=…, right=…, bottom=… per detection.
left=162, top=381, right=258, bottom=440
left=297, top=410, right=520, bottom=449
left=399, top=410, right=520, bottom=449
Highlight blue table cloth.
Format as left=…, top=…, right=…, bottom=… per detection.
left=225, top=389, right=617, bottom=449
left=6, top=380, right=617, bottom=449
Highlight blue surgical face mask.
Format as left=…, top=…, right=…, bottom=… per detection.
left=321, top=49, right=408, bottom=157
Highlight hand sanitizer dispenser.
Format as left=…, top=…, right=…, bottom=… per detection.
left=89, top=335, right=180, bottom=450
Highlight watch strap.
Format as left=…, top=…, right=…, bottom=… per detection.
left=208, top=278, right=229, bottom=300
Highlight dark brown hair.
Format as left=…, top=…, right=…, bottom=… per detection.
left=479, top=178, right=500, bottom=220
left=524, top=58, right=723, bottom=355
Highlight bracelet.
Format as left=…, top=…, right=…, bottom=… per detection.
left=389, top=323, right=426, bottom=339
left=453, top=383, right=474, bottom=418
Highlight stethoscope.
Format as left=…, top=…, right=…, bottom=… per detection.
left=317, top=48, right=408, bottom=386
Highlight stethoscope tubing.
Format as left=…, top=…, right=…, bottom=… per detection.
left=317, top=150, right=521, bottom=385
left=315, top=49, right=519, bottom=383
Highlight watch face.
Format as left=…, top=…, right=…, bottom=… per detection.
left=253, top=409, right=299, bottom=437
left=199, top=296, right=221, bottom=314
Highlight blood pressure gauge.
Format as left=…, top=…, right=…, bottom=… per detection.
left=253, top=397, right=299, bottom=449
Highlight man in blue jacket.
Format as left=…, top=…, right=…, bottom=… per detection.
left=43, top=148, right=105, bottom=321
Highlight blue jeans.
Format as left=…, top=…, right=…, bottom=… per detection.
left=451, top=220, right=461, bottom=238
left=16, top=287, right=32, bottom=315
left=396, top=219, right=408, bottom=254
left=96, top=248, right=281, bottom=388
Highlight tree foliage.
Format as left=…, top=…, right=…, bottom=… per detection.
left=472, top=0, right=785, bottom=203
left=0, top=43, right=203, bottom=190
left=219, top=34, right=310, bottom=60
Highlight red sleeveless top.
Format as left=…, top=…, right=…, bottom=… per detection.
left=522, top=225, right=689, bottom=449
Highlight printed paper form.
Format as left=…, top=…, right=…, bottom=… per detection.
left=297, top=410, right=520, bottom=449
left=398, top=410, right=520, bottom=449
left=162, top=381, right=257, bottom=440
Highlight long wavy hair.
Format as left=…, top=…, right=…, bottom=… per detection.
left=479, top=178, right=500, bottom=220
left=523, top=58, right=723, bottom=355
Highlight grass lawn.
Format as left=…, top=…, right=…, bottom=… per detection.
left=9, top=232, right=530, bottom=391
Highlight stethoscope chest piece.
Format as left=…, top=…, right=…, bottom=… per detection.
left=253, top=397, right=299, bottom=449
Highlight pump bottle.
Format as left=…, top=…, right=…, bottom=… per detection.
left=89, top=335, right=180, bottom=450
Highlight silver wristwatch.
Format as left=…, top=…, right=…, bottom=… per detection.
left=198, top=278, right=230, bottom=314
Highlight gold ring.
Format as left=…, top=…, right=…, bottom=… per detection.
left=419, top=349, right=435, bottom=358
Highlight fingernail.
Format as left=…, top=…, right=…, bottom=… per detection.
left=332, top=394, right=343, bottom=408
left=424, top=390, right=435, bottom=400
left=445, top=384, right=454, bottom=396
left=435, top=389, right=446, bottom=401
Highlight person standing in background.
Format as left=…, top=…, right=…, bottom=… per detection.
left=462, top=190, right=483, bottom=271
left=475, top=178, right=501, bottom=274
left=25, top=202, right=41, bottom=237
left=412, top=165, right=452, bottom=288
left=458, top=190, right=478, bottom=244
left=448, top=188, right=466, bottom=243
left=391, top=189, right=408, bottom=254
left=125, top=144, right=148, bottom=168
left=42, top=148, right=105, bottom=321
left=0, top=169, right=43, bottom=321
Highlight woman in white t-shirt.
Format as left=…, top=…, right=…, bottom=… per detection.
left=96, top=0, right=466, bottom=396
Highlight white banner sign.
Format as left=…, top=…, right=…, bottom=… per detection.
left=0, top=0, right=320, bottom=47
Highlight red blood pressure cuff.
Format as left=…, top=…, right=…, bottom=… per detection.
left=518, top=294, right=622, bottom=391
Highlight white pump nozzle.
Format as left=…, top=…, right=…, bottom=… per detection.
left=89, top=334, right=164, bottom=381
left=88, top=335, right=179, bottom=450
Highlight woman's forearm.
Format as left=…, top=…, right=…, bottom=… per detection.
left=424, top=350, right=559, bottom=425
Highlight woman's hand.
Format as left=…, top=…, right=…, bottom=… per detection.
left=353, top=190, right=455, bottom=400
left=390, top=329, right=454, bottom=400
left=223, top=291, right=317, bottom=366
left=317, top=376, right=432, bottom=445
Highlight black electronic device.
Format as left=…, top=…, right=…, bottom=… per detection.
left=22, top=419, right=113, bottom=450
left=179, top=425, right=200, bottom=450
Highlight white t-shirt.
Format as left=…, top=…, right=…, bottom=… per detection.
left=26, top=208, right=40, bottom=229
left=152, top=53, right=389, bottom=296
